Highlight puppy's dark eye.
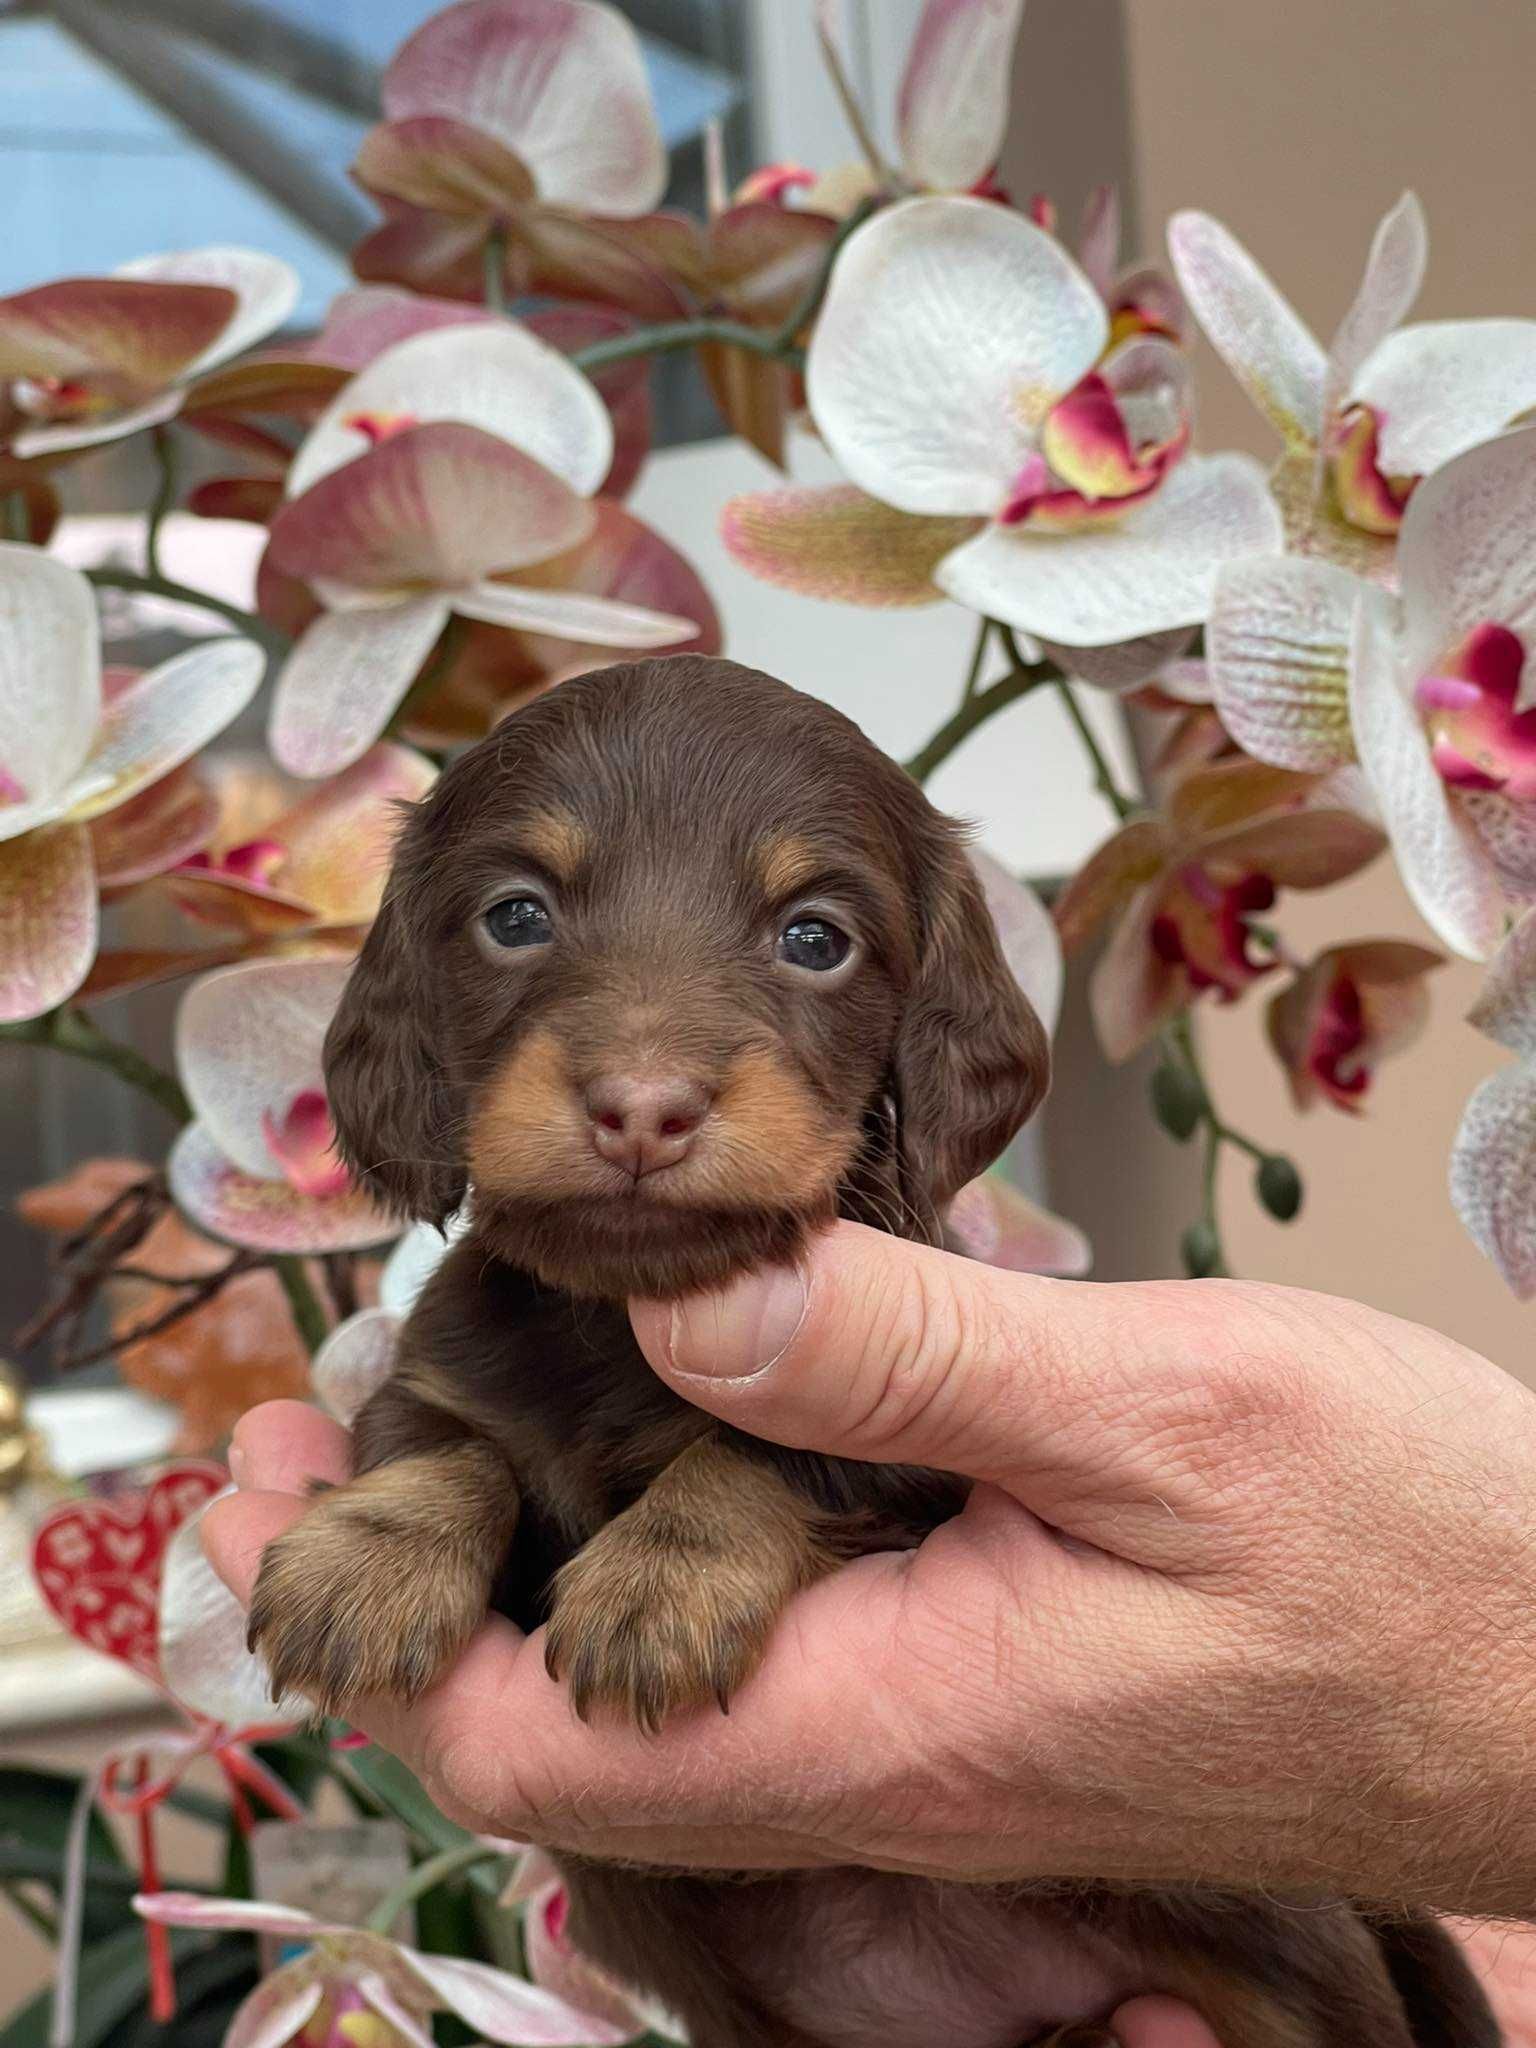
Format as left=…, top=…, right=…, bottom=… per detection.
left=777, top=917, right=851, bottom=972
left=484, top=896, right=552, bottom=949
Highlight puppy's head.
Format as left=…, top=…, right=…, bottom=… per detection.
left=325, top=656, right=1048, bottom=1297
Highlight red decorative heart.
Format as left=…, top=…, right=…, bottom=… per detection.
left=31, top=1463, right=227, bottom=1686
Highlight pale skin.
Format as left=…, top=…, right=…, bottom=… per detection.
left=205, top=1222, right=1536, bottom=2046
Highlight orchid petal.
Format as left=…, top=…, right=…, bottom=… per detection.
left=1036, top=628, right=1194, bottom=693
left=224, top=1969, right=325, bottom=2048
left=1352, top=319, right=1536, bottom=478
left=1200, top=807, right=1384, bottom=891
left=1090, top=881, right=1181, bottom=1062
left=1350, top=584, right=1507, bottom=958
left=0, top=821, right=96, bottom=1021
left=947, top=1173, right=1092, bottom=1277
left=1458, top=789, right=1536, bottom=896
left=451, top=581, right=695, bottom=647
left=272, top=422, right=593, bottom=591
left=356, top=1974, right=438, bottom=2048
left=722, top=484, right=973, bottom=605
left=808, top=196, right=1108, bottom=515
left=1166, top=755, right=1314, bottom=840
left=91, top=767, right=218, bottom=888
left=288, top=323, right=612, bottom=501
left=398, top=1944, right=634, bottom=2046
left=159, top=1508, right=306, bottom=1725
left=1166, top=211, right=1327, bottom=447
left=117, top=247, right=300, bottom=374
left=1053, top=817, right=1169, bottom=953
left=1207, top=555, right=1360, bottom=770
left=936, top=451, right=1282, bottom=642
left=382, top=0, right=666, bottom=215
left=11, top=388, right=185, bottom=460
left=176, top=954, right=348, bottom=1175
left=1451, top=1059, right=1536, bottom=1297
left=0, top=275, right=234, bottom=386
left=972, top=849, right=1062, bottom=1033
left=379, top=1219, right=457, bottom=1312
left=1395, top=422, right=1536, bottom=690
left=1076, top=184, right=1120, bottom=299
left=0, top=545, right=100, bottom=839
left=136, top=1893, right=322, bottom=1937
left=291, top=285, right=497, bottom=371
left=169, top=1120, right=394, bottom=1253
left=1322, top=191, right=1427, bottom=422
left=354, top=115, right=536, bottom=215
left=897, top=0, right=1028, bottom=191
left=263, top=743, right=435, bottom=926
left=522, top=1883, right=646, bottom=2038
left=311, top=1307, right=403, bottom=1424
left=1468, top=908, right=1536, bottom=1057
left=270, top=598, right=451, bottom=779
left=58, top=640, right=263, bottom=824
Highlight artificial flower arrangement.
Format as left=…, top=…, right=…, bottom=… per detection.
left=5, top=0, right=1536, bottom=2040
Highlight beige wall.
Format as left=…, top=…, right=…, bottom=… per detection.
left=1125, top=3, right=1536, bottom=1373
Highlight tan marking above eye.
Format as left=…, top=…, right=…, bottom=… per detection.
left=517, top=809, right=589, bottom=883
left=755, top=832, right=826, bottom=903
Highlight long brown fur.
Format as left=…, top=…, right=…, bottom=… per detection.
left=248, top=656, right=1499, bottom=2048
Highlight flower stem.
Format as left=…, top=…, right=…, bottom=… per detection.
left=0, top=1006, right=190, bottom=1122
left=85, top=567, right=289, bottom=660
left=364, top=1840, right=510, bottom=1934
left=144, top=425, right=179, bottom=581
left=812, top=7, right=895, bottom=186
left=903, top=657, right=1054, bottom=785
left=273, top=1254, right=329, bottom=1356
left=482, top=224, right=508, bottom=316
left=1051, top=676, right=1138, bottom=822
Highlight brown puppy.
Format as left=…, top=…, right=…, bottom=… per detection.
left=247, top=656, right=1498, bottom=2048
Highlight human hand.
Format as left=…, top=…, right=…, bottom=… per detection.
left=206, top=1220, right=1536, bottom=1923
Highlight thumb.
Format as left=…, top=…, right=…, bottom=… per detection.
left=630, top=1220, right=1215, bottom=1540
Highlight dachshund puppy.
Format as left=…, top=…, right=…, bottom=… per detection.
left=248, top=656, right=1497, bottom=2048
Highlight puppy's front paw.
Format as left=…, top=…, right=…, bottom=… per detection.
left=248, top=1489, right=487, bottom=1713
left=544, top=1516, right=788, bottom=1734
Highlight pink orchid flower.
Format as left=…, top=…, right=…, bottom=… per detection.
left=1208, top=424, right=1536, bottom=958
left=351, top=0, right=694, bottom=321
left=1266, top=939, right=1443, bottom=1114
left=0, top=547, right=262, bottom=1021
left=725, top=197, right=1279, bottom=662
left=262, top=322, right=697, bottom=778
left=1452, top=906, right=1536, bottom=1296
left=168, top=956, right=395, bottom=1254
left=134, top=1892, right=634, bottom=2048
left=0, top=247, right=297, bottom=460
left=1169, top=194, right=1536, bottom=580
left=1055, top=759, right=1384, bottom=1060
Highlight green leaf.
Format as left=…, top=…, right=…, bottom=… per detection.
left=337, top=1747, right=501, bottom=1897
left=115, top=1936, right=255, bottom=2048
left=0, top=1769, right=131, bottom=1942
left=1256, top=1154, right=1303, bottom=1222
left=1150, top=1061, right=1206, bottom=1142
left=1180, top=1220, right=1225, bottom=1279
left=0, top=1925, right=211, bottom=2048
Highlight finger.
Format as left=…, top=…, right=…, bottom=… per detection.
left=1110, top=1997, right=1226, bottom=2048
left=630, top=1219, right=1275, bottom=1562
left=229, top=1401, right=350, bottom=1494
left=201, top=1488, right=307, bottom=1605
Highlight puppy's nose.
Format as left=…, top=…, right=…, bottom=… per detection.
left=585, top=1072, right=711, bottom=1178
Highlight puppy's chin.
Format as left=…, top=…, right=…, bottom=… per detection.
left=474, top=1192, right=833, bottom=1300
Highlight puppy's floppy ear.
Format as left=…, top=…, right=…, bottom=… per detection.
left=324, top=877, right=467, bottom=1228
left=891, top=831, right=1050, bottom=1215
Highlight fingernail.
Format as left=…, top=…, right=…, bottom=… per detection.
left=228, top=1441, right=250, bottom=1488
left=667, top=1262, right=808, bottom=1382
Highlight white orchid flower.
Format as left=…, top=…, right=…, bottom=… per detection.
left=724, top=196, right=1279, bottom=657
left=1169, top=193, right=1536, bottom=578
left=1, top=247, right=298, bottom=459
left=168, top=956, right=397, bottom=1253
left=1452, top=905, right=1536, bottom=1296
left=266, top=323, right=699, bottom=778
left=0, top=546, right=262, bottom=1020
left=1209, top=425, right=1536, bottom=959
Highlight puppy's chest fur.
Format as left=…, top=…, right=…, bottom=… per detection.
left=385, top=1238, right=963, bottom=1632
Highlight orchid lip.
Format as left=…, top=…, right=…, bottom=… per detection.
left=1416, top=621, right=1536, bottom=800
left=0, top=766, right=26, bottom=806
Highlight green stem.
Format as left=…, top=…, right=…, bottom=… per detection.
left=764, top=194, right=879, bottom=352
left=273, top=1254, right=329, bottom=1356
left=813, top=8, right=894, bottom=185
left=143, top=425, right=179, bottom=580
left=903, top=660, right=1052, bottom=784
left=572, top=315, right=807, bottom=377
left=364, top=1841, right=509, bottom=1934
left=85, top=567, right=289, bottom=660
left=958, top=615, right=992, bottom=708
left=3, top=1878, right=58, bottom=1942
left=0, top=1006, right=190, bottom=1122
left=1051, top=676, right=1137, bottom=821
left=3, top=490, right=28, bottom=543
left=482, top=224, right=508, bottom=316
